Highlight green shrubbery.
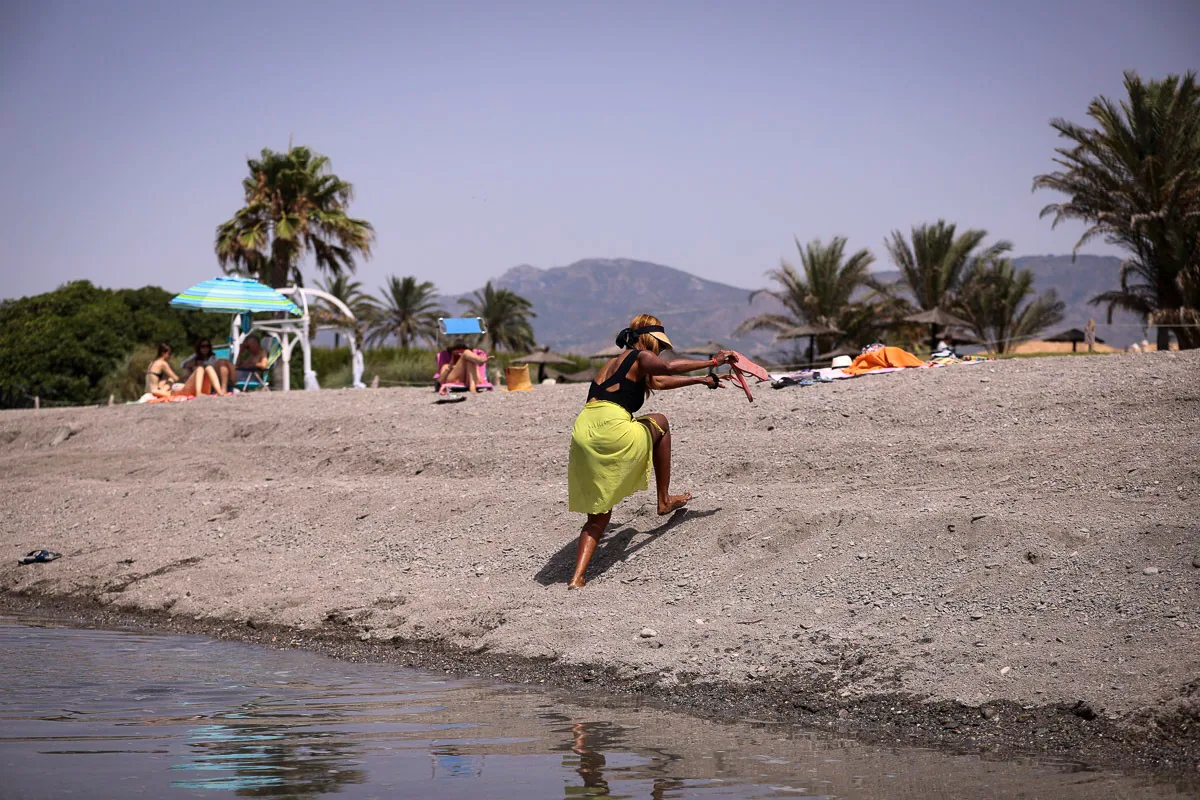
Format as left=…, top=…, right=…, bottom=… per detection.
left=98, top=345, right=160, bottom=402
left=295, top=346, right=595, bottom=389
left=288, top=346, right=437, bottom=389
left=0, top=281, right=227, bottom=408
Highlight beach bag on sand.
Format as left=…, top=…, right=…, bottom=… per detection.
left=505, top=364, right=533, bottom=391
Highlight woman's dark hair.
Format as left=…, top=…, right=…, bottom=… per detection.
left=449, top=340, right=468, bottom=352
left=194, top=339, right=212, bottom=356
left=156, top=343, right=172, bottom=358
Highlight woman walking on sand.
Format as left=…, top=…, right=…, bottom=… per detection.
left=567, top=314, right=735, bottom=589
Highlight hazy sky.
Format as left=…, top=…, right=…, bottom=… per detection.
left=1, top=0, right=1197, bottom=300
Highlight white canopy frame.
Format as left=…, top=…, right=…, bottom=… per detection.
left=228, top=287, right=365, bottom=391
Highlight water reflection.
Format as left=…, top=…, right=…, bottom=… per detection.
left=564, top=722, right=687, bottom=799
left=169, top=717, right=366, bottom=795
left=0, top=615, right=1188, bottom=800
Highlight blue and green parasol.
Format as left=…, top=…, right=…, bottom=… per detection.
left=170, top=276, right=301, bottom=315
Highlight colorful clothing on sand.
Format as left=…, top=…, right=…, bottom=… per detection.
left=843, top=346, right=927, bottom=375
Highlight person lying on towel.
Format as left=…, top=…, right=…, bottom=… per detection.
left=566, top=314, right=735, bottom=589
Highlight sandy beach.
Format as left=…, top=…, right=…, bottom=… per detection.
left=2, top=350, right=1197, bottom=776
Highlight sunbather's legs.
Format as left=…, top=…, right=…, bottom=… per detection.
left=199, top=365, right=221, bottom=395
left=443, top=357, right=481, bottom=392
left=211, top=359, right=234, bottom=394
left=180, top=367, right=205, bottom=396
left=638, top=413, right=691, bottom=515
left=568, top=511, right=611, bottom=590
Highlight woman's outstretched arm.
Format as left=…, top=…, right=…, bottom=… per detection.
left=636, top=349, right=734, bottom=377
left=648, top=374, right=727, bottom=391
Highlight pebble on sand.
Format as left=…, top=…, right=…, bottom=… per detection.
left=639, top=627, right=658, bottom=638
left=1143, top=567, right=1160, bottom=575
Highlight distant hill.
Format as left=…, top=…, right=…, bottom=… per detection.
left=1011, top=255, right=1144, bottom=347
left=439, top=258, right=785, bottom=355
left=440, top=254, right=1145, bottom=354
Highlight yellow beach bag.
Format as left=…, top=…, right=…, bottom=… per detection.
left=505, top=364, right=532, bottom=391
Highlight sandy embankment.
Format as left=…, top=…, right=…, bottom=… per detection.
left=1, top=351, right=1197, bottom=770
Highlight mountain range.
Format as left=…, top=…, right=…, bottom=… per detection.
left=440, top=254, right=1145, bottom=354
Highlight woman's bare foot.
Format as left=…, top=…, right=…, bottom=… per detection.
left=657, top=493, right=692, bottom=515
left=567, top=578, right=586, bottom=590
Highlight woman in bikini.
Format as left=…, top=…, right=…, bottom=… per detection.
left=437, top=340, right=489, bottom=394
left=566, top=313, right=735, bottom=589
left=145, top=343, right=220, bottom=398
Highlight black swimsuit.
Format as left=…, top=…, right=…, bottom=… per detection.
left=586, top=349, right=646, bottom=415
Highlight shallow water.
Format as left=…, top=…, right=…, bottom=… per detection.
left=0, top=615, right=1185, bottom=799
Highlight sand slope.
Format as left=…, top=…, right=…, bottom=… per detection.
left=1, top=351, right=1197, bottom=754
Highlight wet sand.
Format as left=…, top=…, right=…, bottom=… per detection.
left=2, top=350, right=1197, bottom=778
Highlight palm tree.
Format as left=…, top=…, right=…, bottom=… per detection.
left=366, top=276, right=444, bottom=348
left=883, top=220, right=1013, bottom=313
left=1033, top=70, right=1200, bottom=350
left=735, top=237, right=889, bottom=360
left=460, top=281, right=536, bottom=352
left=956, top=259, right=1065, bottom=353
left=314, top=275, right=378, bottom=347
left=215, top=145, right=375, bottom=288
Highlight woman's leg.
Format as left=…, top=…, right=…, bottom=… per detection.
left=444, top=358, right=479, bottom=391
left=460, top=351, right=487, bottom=391
left=212, top=359, right=234, bottom=394
left=199, top=365, right=220, bottom=396
left=180, top=369, right=203, bottom=397
left=638, top=414, right=691, bottom=515
left=568, top=511, right=612, bottom=590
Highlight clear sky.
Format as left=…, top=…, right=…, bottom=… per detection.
left=1, top=0, right=1197, bottom=300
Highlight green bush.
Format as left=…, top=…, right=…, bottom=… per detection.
left=293, top=345, right=597, bottom=389
left=98, top=345, right=159, bottom=402
left=0, top=281, right=227, bottom=408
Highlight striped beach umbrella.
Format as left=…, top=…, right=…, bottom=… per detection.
left=170, top=276, right=301, bottom=315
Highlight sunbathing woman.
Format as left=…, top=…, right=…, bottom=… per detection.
left=567, top=314, right=735, bottom=589
left=145, top=343, right=220, bottom=398
left=437, top=340, right=489, bottom=394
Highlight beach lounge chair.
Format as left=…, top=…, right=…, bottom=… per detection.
left=433, top=348, right=494, bottom=392
left=433, top=317, right=494, bottom=392
left=234, top=337, right=284, bottom=392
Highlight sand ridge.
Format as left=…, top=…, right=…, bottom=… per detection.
left=1, top=350, right=1197, bottom=769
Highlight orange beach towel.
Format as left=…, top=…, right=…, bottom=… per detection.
left=843, top=346, right=926, bottom=375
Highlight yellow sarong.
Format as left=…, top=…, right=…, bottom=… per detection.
left=568, top=401, right=653, bottom=514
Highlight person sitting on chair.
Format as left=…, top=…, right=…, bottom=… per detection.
left=438, top=340, right=489, bottom=394
left=181, top=338, right=234, bottom=394
left=233, top=334, right=269, bottom=390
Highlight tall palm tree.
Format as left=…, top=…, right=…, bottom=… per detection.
left=314, top=275, right=378, bottom=347
left=215, top=145, right=375, bottom=288
left=367, top=276, right=443, bottom=348
left=1033, top=70, right=1200, bottom=350
left=460, top=281, right=536, bottom=352
left=956, top=259, right=1065, bottom=353
left=735, top=237, right=893, bottom=361
left=883, top=220, right=1013, bottom=313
